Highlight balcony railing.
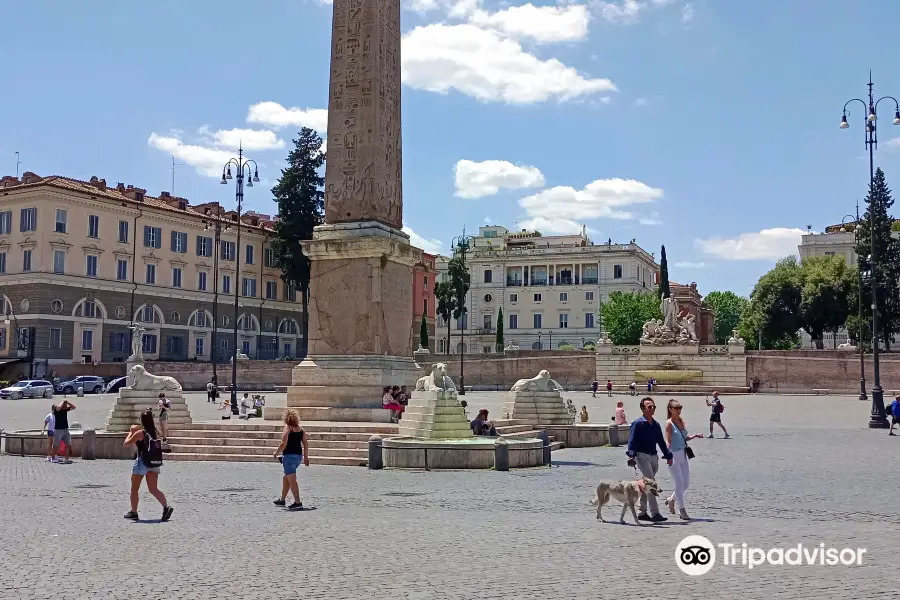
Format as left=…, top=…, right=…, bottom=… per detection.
left=506, top=280, right=523, bottom=286
left=530, top=279, right=547, bottom=286
left=582, top=277, right=598, bottom=284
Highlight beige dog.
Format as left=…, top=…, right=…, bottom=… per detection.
left=590, top=477, right=661, bottom=525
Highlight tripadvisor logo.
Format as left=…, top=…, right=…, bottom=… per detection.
left=676, top=535, right=867, bottom=575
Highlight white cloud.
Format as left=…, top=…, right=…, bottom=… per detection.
left=467, top=4, right=591, bottom=43
left=403, top=226, right=444, bottom=255
left=199, top=126, right=285, bottom=151
left=401, top=23, right=616, bottom=104
left=694, top=228, right=805, bottom=260
left=454, top=159, right=545, bottom=198
left=148, top=133, right=238, bottom=177
left=247, top=102, right=328, bottom=132
left=639, top=212, right=662, bottom=225
left=593, top=0, right=675, bottom=23
left=674, top=261, right=705, bottom=268
left=484, top=216, right=493, bottom=224
left=682, top=3, right=694, bottom=22
left=517, top=177, right=664, bottom=234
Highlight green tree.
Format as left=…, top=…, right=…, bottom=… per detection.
left=743, top=256, right=803, bottom=348
left=855, top=167, right=900, bottom=350
left=658, top=245, right=671, bottom=299
left=448, top=257, right=470, bottom=345
left=419, top=314, right=428, bottom=350
left=434, top=281, right=456, bottom=353
left=271, top=127, right=326, bottom=358
left=703, top=291, right=750, bottom=345
left=798, top=255, right=856, bottom=349
left=599, top=291, right=663, bottom=345
left=496, top=307, right=504, bottom=352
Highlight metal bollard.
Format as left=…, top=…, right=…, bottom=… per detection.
left=368, top=435, right=383, bottom=470
left=539, top=430, right=551, bottom=466
left=608, top=424, right=620, bottom=446
left=82, top=429, right=96, bottom=460
left=76, top=386, right=84, bottom=397
left=494, top=436, right=509, bottom=471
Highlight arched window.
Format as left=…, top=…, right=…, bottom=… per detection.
left=189, top=309, right=213, bottom=328
left=134, top=304, right=163, bottom=324
left=278, top=318, right=299, bottom=335
left=455, top=342, right=468, bottom=354
left=72, top=297, right=107, bottom=320
left=237, top=313, right=260, bottom=332
left=532, top=342, right=543, bottom=350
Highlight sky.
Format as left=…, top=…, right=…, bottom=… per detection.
left=4, top=0, right=900, bottom=297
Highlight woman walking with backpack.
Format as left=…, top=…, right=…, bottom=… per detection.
left=122, top=408, right=173, bottom=522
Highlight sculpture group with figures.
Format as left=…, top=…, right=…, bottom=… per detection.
left=640, top=300, right=700, bottom=346
left=727, top=329, right=746, bottom=345
left=127, top=323, right=146, bottom=362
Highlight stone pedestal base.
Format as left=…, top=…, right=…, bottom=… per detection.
left=503, top=390, right=572, bottom=426
left=103, top=389, right=193, bottom=432
left=283, top=355, right=422, bottom=422
left=398, top=389, right=473, bottom=439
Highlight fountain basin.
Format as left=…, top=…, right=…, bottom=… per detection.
left=635, top=369, right=702, bottom=383
left=382, top=436, right=543, bottom=469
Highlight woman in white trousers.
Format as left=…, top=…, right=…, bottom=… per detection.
left=664, top=399, right=704, bottom=520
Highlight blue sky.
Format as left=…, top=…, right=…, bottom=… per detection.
left=4, top=0, right=900, bottom=296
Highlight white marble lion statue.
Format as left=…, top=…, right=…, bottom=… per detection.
left=511, top=370, right=563, bottom=392
left=414, top=363, right=435, bottom=391
left=126, top=364, right=183, bottom=392
left=423, top=363, right=457, bottom=392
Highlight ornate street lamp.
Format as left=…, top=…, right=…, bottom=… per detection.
left=220, top=146, right=259, bottom=414
left=840, top=212, right=867, bottom=401
left=839, top=72, right=899, bottom=428
left=451, top=229, right=475, bottom=395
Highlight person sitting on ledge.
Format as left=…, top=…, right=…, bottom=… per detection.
left=382, top=386, right=405, bottom=424
left=471, top=409, right=498, bottom=436
left=397, top=385, right=410, bottom=406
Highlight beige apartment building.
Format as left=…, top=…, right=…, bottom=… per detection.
left=0, top=172, right=304, bottom=376
left=436, top=225, right=659, bottom=353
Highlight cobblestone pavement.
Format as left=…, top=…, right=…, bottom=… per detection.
left=2, top=393, right=899, bottom=599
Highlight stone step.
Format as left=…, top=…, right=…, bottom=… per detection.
left=495, top=424, right=533, bottom=434
left=176, top=423, right=284, bottom=432
left=168, top=444, right=274, bottom=456
left=165, top=453, right=367, bottom=466
left=166, top=429, right=283, bottom=440
left=166, top=437, right=278, bottom=448
left=305, top=439, right=370, bottom=450
left=501, top=430, right=543, bottom=440
left=493, top=419, right=533, bottom=427
left=550, top=441, right=565, bottom=451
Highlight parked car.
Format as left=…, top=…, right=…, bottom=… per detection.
left=56, top=375, right=106, bottom=394
left=0, top=380, right=55, bottom=400
left=104, top=376, right=127, bottom=394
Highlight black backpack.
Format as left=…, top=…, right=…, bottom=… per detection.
left=140, top=431, right=163, bottom=468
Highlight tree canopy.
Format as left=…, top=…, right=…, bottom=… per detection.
left=702, top=291, right=749, bottom=345
left=434, top=281, right=456, bottom=353
left=599, top=291, right=662, bottom=345
left=658, top=245, right=670, bottom=299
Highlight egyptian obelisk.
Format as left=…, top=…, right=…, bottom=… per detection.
left=284, top=0, right=423, bottom=422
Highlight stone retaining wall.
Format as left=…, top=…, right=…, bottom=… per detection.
left=747, top=350, right=900, bottom=394
left=595, top=346, right=747, bottom=388
left=148, top=361, right=295, bottom=390
left=427, top=351, right=596, bottom=389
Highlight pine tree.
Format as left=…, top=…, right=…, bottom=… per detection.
left=496, top=307, right=504, bottom=352
left=854, top=167, right=900, bottom=350
left=271, top=128, right=326, bottom=358
left=658, top=245, right=671, bottom=299
left=419, top=314, right=428, bottom=350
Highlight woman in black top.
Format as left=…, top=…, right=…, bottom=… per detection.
left=273, top=409, right=309, bottom=510
left=122, top=409, right=173, bottom=521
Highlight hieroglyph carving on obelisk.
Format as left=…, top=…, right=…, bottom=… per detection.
left=324, top=0, right=403, bottom=230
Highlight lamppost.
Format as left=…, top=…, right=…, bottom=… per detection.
left=220, top=146, right=259, bottom=414
left=839, top=72, right=900, bottom=428
left=451, top=230, right=475, bottom=395
left=840, top=212, right=867, bottom=401
left=537, top=330, right=542, bottom=350
left=204, top=203, right=229, bottom=389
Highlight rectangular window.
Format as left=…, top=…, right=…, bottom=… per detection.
left=613, top=264, right=623, bottom=279
left=284, top=342, right=293, bottom=357
left=559, top=292, right=568, bottom=302
left=585, top=291, right=594, bottom=301
left=171, top=231, right=188, bottom=253
left=483, top=314, right=492, bottom=329
left=457, top=314, right=468, bottom=330
left=167, top=336, right=184, bottom=356
left=245, top=244, right=254, bottom=265
left=53, top=250, right=65, bottom=274
left=533, top=293, right=542, bottom=302
left=116, top=259, right=128, bottom=281
left=172, top=267, right=182, bottom=288
left=81, top=329, right=94, bottom=351
left=144, top=226, right=162, bottom=249
left=88, top=215, right=100, bottom=238
left=145, top=263, right=156, bottom=284
left=484, top=269, right=493, bottom=283
left=222, top=274, right=231, bottom=295
left=266, top=280, right=277, bottom=300
left=196, top=311, right=207, bottom=328
left=141, top=334, right=158, bottom=354
left=242, top=340, right=251, bottom=355
left=198, top=271, right=208, bottom=291
left=118, top=220, right=129, bottom=243
left=284, top=283, right=297, bottom=302
left=264, top=247, right=276, bottom=268
left=559, top=313, right=569, bottom=328
left=20, top=208, right=37, bottom=232
left=424, top=276, right=429, bottom=290
left=83, top=301, right=96, bottom=318
left=55, top=209, right=68, bottom=233
left=195, top=337, right=205, bottom=356
left=221, top=241, right=235, bottom=261
left=242, top=277, right=257, bottom=297
left=142, top=306, right=154, bottom=323
left=510, top=293, right=518, bottom=303
left=509, top=314, right=518, bottom=329
left=0, top=330, right=6, bottom=350
left=86, top=255, right=98, bottom=278
left=0, top=210, right=11, bottom=235
left=423, top=298, right=428, bottom=316
left=22, top=249, right=32, bottom=272
left=0, top=252, right=6, bottom=274
left=533, top=313, right=542, bottom=329
left=196, top=235, right=213, bottom=257
left=49, top=328, right=62, bottom=349
left=585, top=312, right=595, bottom=328
left=110, top=332, right=127, bottom=352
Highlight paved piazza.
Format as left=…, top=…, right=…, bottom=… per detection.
left=1, top=390, right=898, bottom=599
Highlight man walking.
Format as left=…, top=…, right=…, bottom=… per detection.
left=625, top=397, right=672, bottom=523
left=606, top=379, right=613, bottom=397
left=51, top=399, right=76, bottom=464
left=889, top=395, right=900, bottom=436
left=706, top=391, right=730, bottom=438
left=591, top=379, right=598, bottom=397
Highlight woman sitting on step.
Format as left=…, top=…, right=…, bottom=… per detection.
left=382, top=386, right=405, bottom=424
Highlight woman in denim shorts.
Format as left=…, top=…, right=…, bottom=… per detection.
left=273, top=409, right=309, bottom=510
left=122, top=409, right=173, bottom=522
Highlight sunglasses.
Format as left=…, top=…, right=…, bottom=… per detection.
left=672, top=406, right=683, bottom=411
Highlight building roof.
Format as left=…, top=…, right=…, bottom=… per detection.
left=0, top=172, right=276, bottom=232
